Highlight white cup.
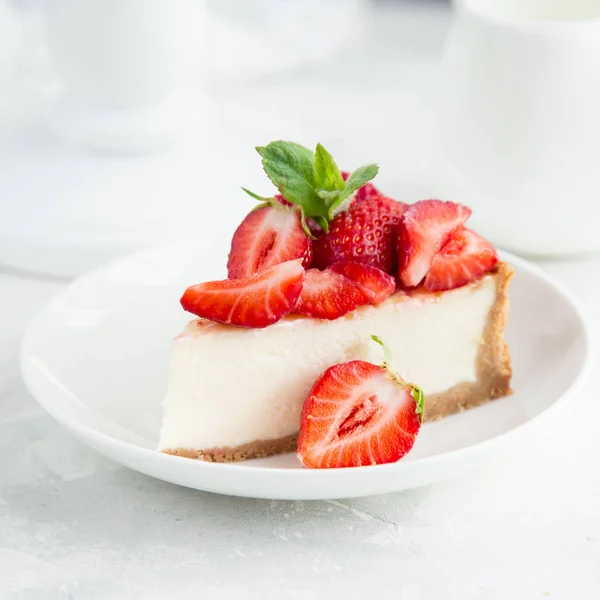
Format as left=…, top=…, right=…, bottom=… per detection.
left=435, top=0, right=600, bottom=257
left=44, top=0, right=204, bottom=150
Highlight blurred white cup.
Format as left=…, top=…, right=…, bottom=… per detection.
left=44, top=0, right=204, bottom=150
left=436, top=0, right=600, bottom=257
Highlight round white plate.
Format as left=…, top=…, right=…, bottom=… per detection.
left=21, top=241, right=591, bottom=499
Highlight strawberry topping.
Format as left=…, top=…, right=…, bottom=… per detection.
left=181, top=141, right=500, bottom=330
left=312, top=196, right=408, bottom=273
left=397, top=200, right=472, bottom=287
left=297, top=360, right=422, bottom=468
left=227, top=205, right=312, bottom=280
left=294, top=268, right=370, bottom=320
left=329, top=262, right=395, bottom=305
left=181, top=259, right=304, bottom=328
left=424, top=228, right=498, bottom=291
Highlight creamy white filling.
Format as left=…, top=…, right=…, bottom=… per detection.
left=159, top=276, right=496, bottom=450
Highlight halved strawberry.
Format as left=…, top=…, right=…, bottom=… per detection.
left=294, top=268, right=369, bottom=320
left=312, top=196, right=408, bottom=273
left=273, top=193, right=292, bottom=207
left=297, top=359, right=422, bottom=468
left=329, top=262, right=395, bottom=305
left=227, top=204, right=312, bottom=280
left=181, top=259, right=304, bottom=328
left=398, top=200, right=472, bottom=288
left=424, top=228, right=498, bottom=291
left=273, top=194, right=324, bottom=239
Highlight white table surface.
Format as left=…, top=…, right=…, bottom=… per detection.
left=1, top=3, right=599, bottom=599
left=1, top=257, right=599, bottom=599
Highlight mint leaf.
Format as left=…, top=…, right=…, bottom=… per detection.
left=314, top=143, right=345, bottom=192
left=317, top=190, right=339, bottom=202
left=317, top=163, right=379, bottom=218
left=252, top=141, right=379, bottom=226
left=257, top=142, right=328, bottom=220
left=343, top=164, right=379, bottom=197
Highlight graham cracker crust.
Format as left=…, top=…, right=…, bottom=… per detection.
left=163, top=433, right=298, bottom=463
left=163, top=263, right=513, bottom=462
left=423, top=261, right=514, bottom=421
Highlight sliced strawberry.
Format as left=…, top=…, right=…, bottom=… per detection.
left=227, top=205, right=312, bottom=280
left=329, top=262, right=395, bottom=305
left=424, top=228, right=498, bottom=291
left=294, top=268, right=370, bottom=320
left=274, top=193, right=324, bottom=238
left=181, top=259, right=304, bottom=328
left=398, top=200, right=472, bottom=288
left=297, top=360, right=421, bottom=468
left=312, top=196, right=408, bottom=273
left=274, top=193, right=292, bottom=207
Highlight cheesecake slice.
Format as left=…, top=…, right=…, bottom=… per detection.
left=159, top=262, right=513, bottom=462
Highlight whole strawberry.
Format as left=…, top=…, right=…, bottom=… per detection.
left=312, top=195, right=408, bottom=273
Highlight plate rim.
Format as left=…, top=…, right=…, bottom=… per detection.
left=19, top=245, right=594, bottom=497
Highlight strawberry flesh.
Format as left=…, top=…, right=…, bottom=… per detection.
left=312, top=196, right=408, bottom=273
left=329, top=262, right=395, bottom=305
left=227, top=205, right=312, bottom=280
left=398, top=199, right=472, bottom=288
left=181, top=259, right=304, bottom=328
left=294, top=268, right=370, bottom=320
left=424, top=228, right=498, bottom=291
left=297, top=360, right=421, bottom=468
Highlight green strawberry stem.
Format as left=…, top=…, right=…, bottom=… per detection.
left=243, top=141, right=379, bottom=237
left=370, top=335, right=425, bottom=420
left=370, top=334, right=393, bottom=365
left=413, top=385, right=425, bottom=418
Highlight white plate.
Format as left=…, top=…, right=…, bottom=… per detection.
left=21, top=240, right=591, bottom=499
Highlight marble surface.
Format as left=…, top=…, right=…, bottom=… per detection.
left=1, top=256, right=599, bottom=599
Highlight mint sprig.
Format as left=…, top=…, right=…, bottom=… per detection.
left=318, top=163, right=379, bottom=219
left=244, top=140, right=379, bottom=235
left=314, top=143, right=345, bottom=193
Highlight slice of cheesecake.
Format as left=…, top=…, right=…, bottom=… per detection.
left=159, top=262, right=513, bottom=462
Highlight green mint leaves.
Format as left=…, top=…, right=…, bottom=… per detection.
left=256, top=142, right=324, bottom=220
left=246, top=141, right=379, bottom=233
left=317, top=163, right=379, bottom=219
left=314, top=143, right=345, bottom=193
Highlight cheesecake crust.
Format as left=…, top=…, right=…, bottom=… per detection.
left=163, top=263, right=513, bottom=462
left=423, top=261, right=514, bottom=421
left=163, top=433, right=298, bottom=462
